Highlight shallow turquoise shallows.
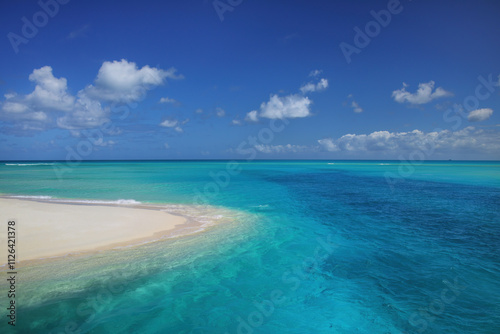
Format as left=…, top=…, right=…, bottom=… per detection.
left=0, top=160, right=499, bottom=333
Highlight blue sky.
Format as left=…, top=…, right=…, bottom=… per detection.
left=0, top=0, right=499, bottom=160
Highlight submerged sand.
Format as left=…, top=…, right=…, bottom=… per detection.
left=0, top=198, right=187, bottom=263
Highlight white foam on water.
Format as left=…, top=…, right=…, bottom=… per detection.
left=5, top=163, right=54, bottom=166
left=55, top=198, right=142, bottom=205
left=6, top=196, right=141, bottom=206
left=11, top=195, right=53, bottom=200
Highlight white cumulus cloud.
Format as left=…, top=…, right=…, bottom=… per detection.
left=2, top=101, right=29, bottom=114
left=300, top=78, right=328, bottom=94
left=246, top=75, right=328, bottom=123
left=467, top=108, right=493, bottom=122
left=245, top=110, right=259, bottom=122
left=392, top=81, right=452, bottom=105
left=83, top=59, right=182, bottom=103
left=0, top=60, right=181, bottom=133
left=0, top=66, right=76, bottom=127
left=317, top=138, right=339, bottom=152
left=26, top=66, right=75, bottom=112
left=247, top=94, right=312, bottom=121
left=56, top=94, right=110, bottom=130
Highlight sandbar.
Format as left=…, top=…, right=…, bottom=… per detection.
left=0, top=198, right=187, bottom=263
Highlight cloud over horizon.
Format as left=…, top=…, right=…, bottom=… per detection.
left=318, top=127, right=500, bottom=157
left=254, top=143, right=309, bottom=154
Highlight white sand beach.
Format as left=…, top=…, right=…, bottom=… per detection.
left=0, top=198, right=187, bottom=263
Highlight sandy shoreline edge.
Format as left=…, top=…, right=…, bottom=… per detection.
left=0, top=197, right=190, bottom=264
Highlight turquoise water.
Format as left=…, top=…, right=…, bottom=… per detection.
left=0, top=160, right=499, bottom=333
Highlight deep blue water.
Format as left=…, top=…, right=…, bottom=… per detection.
left=0, top=160, right=499, bottom=333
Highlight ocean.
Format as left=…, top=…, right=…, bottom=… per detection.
left=0, top=160, right=499, bottom=333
